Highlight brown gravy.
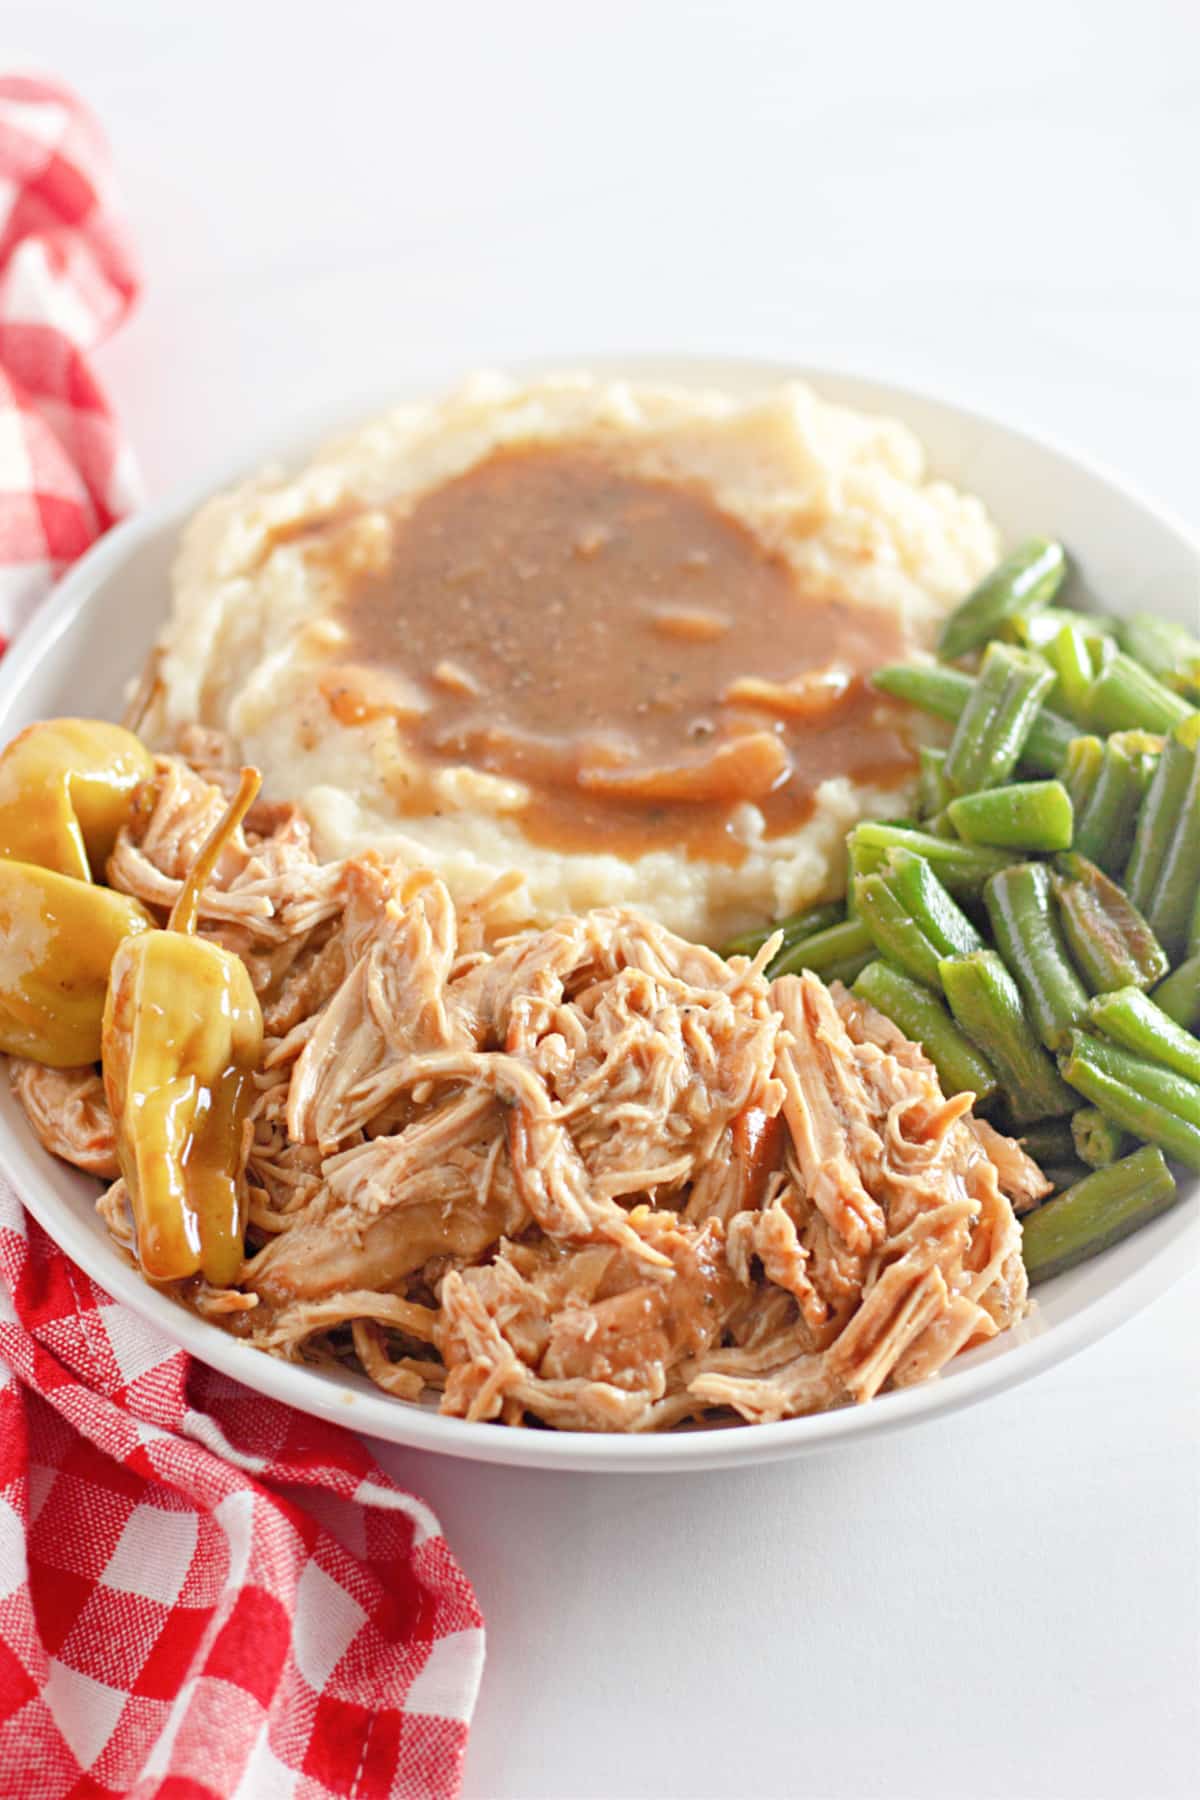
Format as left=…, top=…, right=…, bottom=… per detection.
left=330, top=446, right=915, bottom=861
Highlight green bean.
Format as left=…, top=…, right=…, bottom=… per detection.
left=843, top=836, right=873, bottom=922
left=917, top=745, right=952, bottom=818
left=872, top=661, right=974, bottom=719
left=1059, top=1031, right=1200, bottom=1168
left=1053, top=852, right=1169, bottom=993
left=851, top=959, right=998, bottom=1104
left=1087, top=985, right=1200, bottom=1087
left=984, top=863, right=1091, bottom=1051
left=1084, top=651, right=1195, bottom=735
left=1046, top=620, right=1099, bottom=721
left=947, top=780, right=1073, bottom=852
left=871, top=662, right=1075, bottom=775
left=939, top=950, right=1077, bottom=1121
left=882, top=849, right=984, bottom=958
left=1062, top=734, right=1104, bottom=818
left=768, top=917, right=873, bottom=984
left=1070, top=1107, right=1129, bottom=1168
left=944, top=643, right=1057, bottom=794
left=938, top=538, right=1067, bottom=661
left=1144, top=741, right=1200, bottom=960
left=1007, top=608, right=1115, bottom=651
left=854, top=873, right=942, bottom=986
left=1116, top=613, right=1200, bottom=700
left=1020, top=1144, right=1177, bottom=1283
left=721, top=901, right=844, bottom=960
left=1152, top=954, right=1200, bottom=1031
left=1071, top=731, right=1160, bottom=876
left=853, top=850, right=982, bottom=990
left=847, top=822, right=1015, bottom=899
left=1125, top=716, right=1200, bottom=911
left=1018, top=1118, right=1077, bottom=1167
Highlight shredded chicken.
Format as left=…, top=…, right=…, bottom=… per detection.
left=11, top=752, right=1037, bottom=1433
left=10, top=1062, right=120, bottom=1178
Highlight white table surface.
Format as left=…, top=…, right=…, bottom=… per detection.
left=16, top=4, right=1200, bottom=1795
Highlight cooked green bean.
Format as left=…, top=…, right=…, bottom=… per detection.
left=938, top=538, right=1067, bottom=661
left=847, top=822, right=1015, bottom=898
left=948, top=780, right=1073, bottom=852
left=1070, top=1106, right=1129, bottom=1168
left=1053, top=852, right=1169, bottom=993
left=1004, top=605, right=1115, bottom=657
left=768, top=917, right=873, bottom=984
left=854, top=873, right=943, bottom=987
left=1021, top=1144, right=1177, bottom=1283
left=872, top=661, right=975, bottom=720
left=1018, top=1117, right=1077, bottom=1167
left=1046, top=620, right=1098, bottom=721
left=871, top=663, right=1074, bottom=774
left=1059, top=1031, right=1200, bottom=1168
left=853, top=849, right=982, bottom=989
left=1124, top=715, right=1200, bottom=911
left=1152, top=954, right=1200, bottom=1031
left=1144, top=740, right=1200, bottom=960
left=917, top=745, right=952, bottom=818
left=939, top=950, right=1077, bottom=1121
left=944, top=643, right=1057, bottom=794
left=1116, top=613, right=1200, bottom=700
left=1087, top=985, right=1200, bottom=1086
left=984, top=863, right=1090, bottom=1050
left=1084, top=651, right=1195, bottom=735
left=722, top=901, right=844, bottom=960
left=1062, top=734, right=1104, bottom=818
left=1070, top=731, right=1160, bottom=875
left=882, top=850, right=983, bottom=957
left=851, top=959, right=998, bottom=1105
left=844, top=834, right=881, bottom=922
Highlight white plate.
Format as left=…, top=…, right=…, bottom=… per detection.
left=1, top=356, right=1197, bottom=1473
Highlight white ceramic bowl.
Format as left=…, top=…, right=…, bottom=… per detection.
left=1, top=357, right=1196, bottom=1473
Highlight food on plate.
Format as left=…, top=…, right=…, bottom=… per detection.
left=0, top=862, right=152, bottom=1065
left=1019, top=1145, right=1176, bottom=1284
left=139, top=374, right=1001, bottom=945
left=0, top=719, right=157, bottom=1065
left=102, top=769, right=265, bottom=1285
left=0, top=718, right=154, bottom=881
left=9, top=739, right=1035, bottom=1428
left=3, top=373, right=1198, bottom=1433
left=773, top=564, right=1198, bottom=1238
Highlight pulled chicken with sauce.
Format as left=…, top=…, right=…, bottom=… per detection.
left=11, top=738, right=1036, bottom=1431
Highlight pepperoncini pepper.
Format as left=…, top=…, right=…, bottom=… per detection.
left=102, top=769, right=264, bottom=1285
left=0, top=718, right=155, bottom=881
left=0, top=861, right=154, bottom=1064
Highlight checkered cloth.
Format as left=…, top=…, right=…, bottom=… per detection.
left=0, top=74, right=484, bottom=1800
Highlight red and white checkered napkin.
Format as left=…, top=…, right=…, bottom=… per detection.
left=0, top=72, right=140, bottom=647
left=0, top=74, right=485, bottom=1800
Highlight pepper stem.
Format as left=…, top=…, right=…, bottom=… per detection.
left=168, top=766, right=262, bottom=937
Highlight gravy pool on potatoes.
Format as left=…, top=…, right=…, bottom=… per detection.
left=147, top=375, right=1000, bottom=942
left=318, top=445, right=914, bottom=863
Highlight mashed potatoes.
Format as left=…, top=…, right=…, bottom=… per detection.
left=146, top=372, right=999, bottom=943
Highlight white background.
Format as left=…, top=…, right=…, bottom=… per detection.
left=15, top=3, right=1200, bottom=1796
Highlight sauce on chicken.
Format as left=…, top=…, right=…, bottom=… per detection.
left=328, top=445, right=915, bottom=860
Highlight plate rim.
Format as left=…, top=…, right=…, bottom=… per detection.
left=1, top=352, right=1197, bottom=1474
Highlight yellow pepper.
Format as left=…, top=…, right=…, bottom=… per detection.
left=0, top=718, right=155, bottom=882
left=102, top=769, right=264, bottom=1286
left=0, top=861, right=154, bottom=1065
